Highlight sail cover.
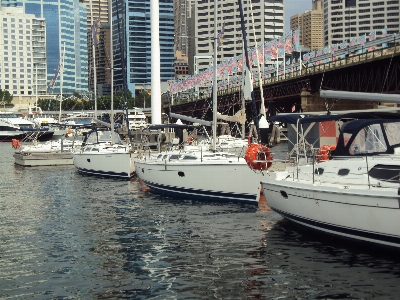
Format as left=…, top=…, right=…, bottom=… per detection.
left=217, top=108, right=246, bottom=124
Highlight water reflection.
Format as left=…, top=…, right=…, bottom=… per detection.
left=1, top=143, right=400, bottom=299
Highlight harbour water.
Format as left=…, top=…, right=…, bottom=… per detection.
left=1, top=142, right=400, bottom=299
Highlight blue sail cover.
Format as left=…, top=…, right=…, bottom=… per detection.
left=270, top=111, right=400, bottom=125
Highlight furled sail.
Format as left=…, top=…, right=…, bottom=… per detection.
left=217, top=108, right=246, bottom=124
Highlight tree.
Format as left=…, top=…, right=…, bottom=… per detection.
left=0, top=89, right=13, bottom=105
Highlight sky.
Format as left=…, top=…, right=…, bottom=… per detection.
left=284, top=0, right=312, bottom=31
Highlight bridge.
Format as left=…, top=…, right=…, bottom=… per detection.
left=166, top=35, right=400, bottom=124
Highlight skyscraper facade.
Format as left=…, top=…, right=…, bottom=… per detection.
left=1, top=0, right=89, bottom=95
left=0, top=7, right=46, bottom=104
left=290, top=0, right=323, bottom=51
left=323, top=0, right=400, bottom=45
left=82, top=0, right=110, bottom=95
left=116, top=0, right=174, bottom=94
left=188, top=0, right=285, bottom=74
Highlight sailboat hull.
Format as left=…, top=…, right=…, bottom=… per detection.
left=135, top=160, right=262, bottom=204
left=262, top=176, right=400, bottom=249
left=74, top=152, right=135, bottom=179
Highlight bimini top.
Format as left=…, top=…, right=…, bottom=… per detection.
left=270, top=111, right=400, bottom=125
left=333, top=118, right=400, bottom=157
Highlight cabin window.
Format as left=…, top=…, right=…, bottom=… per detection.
left=315, top=168, right=324, bottom=175
left=348, top=124, right=387, bottom=155
left=338, top=169, right=350, bottom=176
left=169, top=155, right=180, bottom=160
left=369, top=164, right=400, bottom=183
left=182, top=156, right=197, bottom=160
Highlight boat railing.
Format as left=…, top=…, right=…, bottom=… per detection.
left=285, top=153, right=400, bottom=189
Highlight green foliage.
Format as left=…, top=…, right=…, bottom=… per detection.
left=0, top=89, right=13, bottom=104
left=35, top=88, right=151, bottom=111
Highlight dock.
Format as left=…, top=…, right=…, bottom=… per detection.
left=13, top=152, right=74, bottom=167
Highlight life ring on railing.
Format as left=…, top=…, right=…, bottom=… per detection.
left=186, top=136, right=197, bottom=145
left=11, top=139, right=21, bottom=149
left=244, top=144, right=273, bottom=170
left=316, top=144, right=336, bottom=162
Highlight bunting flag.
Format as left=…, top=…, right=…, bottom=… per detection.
left=284, top=31, right=293, bottom=54
left=91, top=17, right=100, bottom=46
left=359, top=34, right=367, bottom=45
left=278, top=36, right=285, bottom=57
left=349, top=37, right=356, bottom=47
left=217, top=23, right=225, bottom=48
left=48, top=61, right=61, bottom=88
left=323, top=46, right=330, bottom=55
left=293, top=28, right=300, bottom=52
left=382, top=28, right=387, bottom=37
left=369, top=30, right=376, bottom=42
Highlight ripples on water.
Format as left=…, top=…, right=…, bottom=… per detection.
left=1, top=143, right=400, bottom=299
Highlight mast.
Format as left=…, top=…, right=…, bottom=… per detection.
left=59, top=43, right=65, bottom=123
left=150, top=0, right=161, bottom=124
left=109, top=0, right=114, bottom=141
left=212, top=0, right=218, bottom=151
left=115, top=2, right=131, bottom=141
left=238, top=0, right=260, bottom=143
left=89, top=0, right=98, bottom=120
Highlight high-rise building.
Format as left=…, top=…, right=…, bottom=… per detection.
left=0, top=7, right=46, bottom=105
left=290, top=0, right=323, bottom=51
left=323, top=0, right=400, bottom=46
left=188, top=0, right=285, bottom=75
left=1, top=0, right=89, bottom=96
left=82, top=0, right=110, bottom=96
left=115, top=0, right=175, bottom=95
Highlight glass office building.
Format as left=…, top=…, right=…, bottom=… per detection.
left=2, top=0, right=89, bottom=95
left=118, top=0, right=174, bottom=93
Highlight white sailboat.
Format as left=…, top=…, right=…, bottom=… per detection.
left=258, top=90, right=400, bottom=249
left=72, top=0, right=135, bottom=179
left=135, top=0, right=267, bottom=204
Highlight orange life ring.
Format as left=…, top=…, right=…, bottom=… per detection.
left=244, top=144, right=273, bottom=170
left=186, top=136, right=197, bottom=145
left=316, top=144, right=336, bottom=162
left=11, top=139, right=21, bottom=149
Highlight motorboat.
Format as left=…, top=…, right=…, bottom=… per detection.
left=0, top=112, right=53, bottom=142
left=127, top=107, right=148, bottom=130
left=259, top=101, right=400, bottom=249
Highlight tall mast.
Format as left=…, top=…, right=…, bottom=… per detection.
left=238, top=0, right=260, bottom=142
left=150, top=0, right=161, bottom=124
left=212, top=0, right=218, bottom=151
left=109, top=0, right=114, bottom=141
left=89, top=0, right=98, bottom=120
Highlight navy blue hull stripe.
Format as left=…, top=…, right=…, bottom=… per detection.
left=77, top=167, right=133, bottom=179
left=142, top=180, right=257, bottom=204
left=273, top=207, right=400, bottom=247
